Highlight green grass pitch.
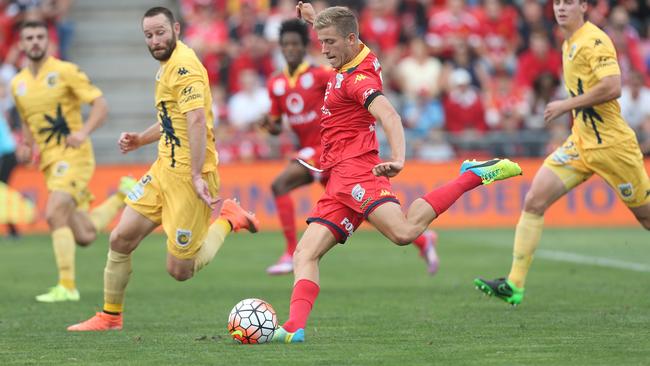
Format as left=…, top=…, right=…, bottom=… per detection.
left=1, top=228, right=649, bottom=365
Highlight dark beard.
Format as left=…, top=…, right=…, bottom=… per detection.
left=27, top=49, right=46, bottom=62
left=149, top=35, right=177, bottom=61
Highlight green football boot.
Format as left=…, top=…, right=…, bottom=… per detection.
left=118, top=176, right=138, bottom=196
left=474, top=277, right=524, bottom=306
left=35, top=284, right=80, bottom=303
left=272, top=326, right=305, bottom=343
left=460, top=159, right=522, bottom=185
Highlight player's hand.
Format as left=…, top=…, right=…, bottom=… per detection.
left=296, top=1, right=316, bottom=24
left=544, top=100, right=568, bottom=123
left=15, top=143, right=33, bottom=163
left=192, top=175, right=220, bottom=210
left=118, top=132, right=141, bottom=154
left=65, top=130, right=88, bottom=148
left=260, top=117, right=282, bottom=135
left=372, top=160, right=404, bottom=178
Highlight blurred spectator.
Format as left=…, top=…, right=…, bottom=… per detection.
left=41, top=0, right=73, bottom=60
left=426, top=0, right=482, bottom=58
left=619, top=69, right=650, bottom=134
left=442, top=68, right=488, bottom=153
left=516, top=0, right=554, bottom=53
left=263, top=0, right=296, bottom=43
left=474, top=0, right=519, bottom=75
left=514, top=30, right=562, bottom=90
left=638, top=114, right=650, bottom=155
left=441, top=39, right=488, bottom=89
left=227, top=69, right=270, bottom=131
left=523, top=73, right=565, bottom=156
left=605, top=6, right=647, bottom=82
left=396, top=0, right=428, bottom=41
left=226, top=33, right=274, bottom=93
left=359, top=0, right=400, bottom=56
left=183, top=1, right=228, bottom=84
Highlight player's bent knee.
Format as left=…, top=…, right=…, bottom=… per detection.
left=75, top=231, right=97, bottom=247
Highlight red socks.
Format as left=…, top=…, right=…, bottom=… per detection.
left=423, top=171, right=482, bottom=216
left=282, top=279, right=320, bottom=332
left=274, top=194, right=297, bottom=255
left=412, top=233, right=428, bottom=255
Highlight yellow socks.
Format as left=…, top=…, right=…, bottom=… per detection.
left=90, top=194, right=125, bottom=231
left=52, top=227, right=76, bottom=290
left=103, top=249, right=132, bottom=314
left=193, top=218, right=232, bottom=273
left=508, top=211, right=544, bottom=289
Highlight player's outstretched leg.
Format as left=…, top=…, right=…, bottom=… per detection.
left=411, top=230, right=439, bottom=275
left=460, top=159, right=522, bottom=185
left=272, top=326, right=305, bottom=343
left=474, top=277, right=524, bottom=306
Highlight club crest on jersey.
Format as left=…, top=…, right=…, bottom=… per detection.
left=362, top=88, right=376, bottom=103
left=286, top=92, right=305, bottom=114
left=46, top=72, right=58, bottom=87
left=273, top=79, right=286, bottom=96
left=54, top=161, right=69, bottom=176
left=300, top=72, right=314, bottom=89
left=335, top=73, right=344, bottom=89
left=176, top=229, right=192, bottom=247
left=351, top=184, right=366, bottom=202
left=618, top=183, right=634, bottom=199
left=567, top=44, right=577, bottom=60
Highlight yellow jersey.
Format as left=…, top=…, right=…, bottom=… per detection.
left=154, top=41, right=217, bottom=173
left=11, top=57, right=102, bottom=169
left=561, top=21, right=636, bottom=149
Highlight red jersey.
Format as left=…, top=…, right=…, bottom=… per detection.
left=320, top=44, right=383, bottom=170
left=267, top=62, right=331, bottom=150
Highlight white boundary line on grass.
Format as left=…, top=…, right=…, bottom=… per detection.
left=535, top=249, right=650, bottom=273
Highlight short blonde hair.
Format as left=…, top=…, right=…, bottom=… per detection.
left=314, top=6, right=358, bottom=38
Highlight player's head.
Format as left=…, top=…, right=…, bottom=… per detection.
left=19, top=21, right=48, bottom=62
left=142, top=6, right=180, bottom=61
left=553, top=0, right=588, bottom=30
left=279, top=19, right=309, bottom=68
left=314, top=6, right=359, bottom=69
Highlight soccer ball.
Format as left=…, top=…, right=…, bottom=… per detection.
left=227, top=298, right=278, bottom=344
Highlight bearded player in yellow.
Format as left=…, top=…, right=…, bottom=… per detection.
left=474, top=0, right=650, bottom=305
left=11, top=21, right=136, bottom=303
left=67, top=7, right=259, bottom=331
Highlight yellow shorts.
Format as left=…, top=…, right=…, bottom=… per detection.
left=44, top=156, right=95, bottom=209
left=125, top=159, right=220, bottom=259
left=544, top=135, right=650, bottom=207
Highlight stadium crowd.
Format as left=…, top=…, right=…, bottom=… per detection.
left=1, top=0, right=650, bottom=163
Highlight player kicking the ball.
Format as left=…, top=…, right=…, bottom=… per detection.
left=272, top=3, right=522, bottom=343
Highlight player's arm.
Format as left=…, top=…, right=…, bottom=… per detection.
left=16, top=118, right=35, bottom=163
left=186, top=107, right=218, bottom=209
left=296, top=1, right=316, bottom=24
left=544, top=75, right=621, bottom=123
left=118, top=122, right=161, bottom=154
left=368, top=95, right=406, bottom=178
left=66, top=96, right=108, bottom=148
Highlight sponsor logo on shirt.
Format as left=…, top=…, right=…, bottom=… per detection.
left=46, top=72, right=58, bottom=88
left=286, top=93, right=305, bottom=114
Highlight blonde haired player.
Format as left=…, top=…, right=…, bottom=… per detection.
left=475, top=0, right=650, bottom=305
left=11, top=20, right=136, bottom=303
left=68, top=7, right=259, bottom=331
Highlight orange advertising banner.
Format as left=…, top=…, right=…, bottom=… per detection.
left=3, top=159, right=646, bottom=233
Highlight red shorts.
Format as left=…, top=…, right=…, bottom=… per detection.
left=307, top=153, right=399, bottom=243
left=293, top=146, right=329, bottom=185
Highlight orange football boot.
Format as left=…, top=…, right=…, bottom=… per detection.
left=67, top=312, right=123, bottom=331
left=219, top=199, right=260, bottom=233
